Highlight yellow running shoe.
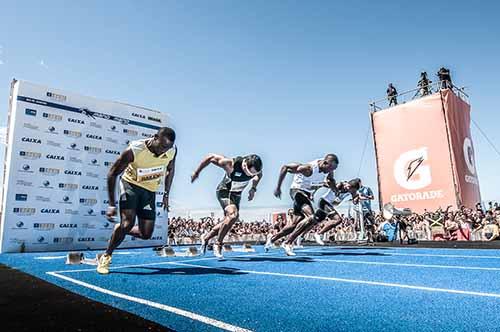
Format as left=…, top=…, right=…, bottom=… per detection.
left=97, top=253, right=112, bottom=274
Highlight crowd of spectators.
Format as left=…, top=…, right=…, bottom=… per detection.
left=168, top=202, right=500, bottom=245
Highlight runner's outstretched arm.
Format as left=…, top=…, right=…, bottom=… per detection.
left=191, top=153, right=233, bottom=182
left=273, top=163, right=312, bottom=199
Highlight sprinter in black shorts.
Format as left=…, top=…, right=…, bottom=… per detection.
left=191, top=154, right=263, bottom=258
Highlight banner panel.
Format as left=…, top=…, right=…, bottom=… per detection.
left=0, top=80, right=170, bottom=252
left=372, top=93, right=457, bottom=212
left=442, top=90, right=481, bottom=208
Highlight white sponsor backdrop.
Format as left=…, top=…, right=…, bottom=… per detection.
left=0, top=80, right=169, bottom=252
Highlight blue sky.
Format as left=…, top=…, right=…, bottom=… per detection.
left=0, top=0, right=499, bottom=211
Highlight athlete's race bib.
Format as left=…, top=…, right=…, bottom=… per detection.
left=230, top=180, right=249, bottom=193
left=136, top=166, right=166, bottom=182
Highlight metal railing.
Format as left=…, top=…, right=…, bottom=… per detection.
left=369, top=81, right=469, bottom=112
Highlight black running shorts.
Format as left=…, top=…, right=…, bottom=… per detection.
left=119, top=180, right=156, bottom=220
left=216, top=190, right=242, bottom=210
left=290, top=189, right=314, bottom=217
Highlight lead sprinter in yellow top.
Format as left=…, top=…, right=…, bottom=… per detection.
left=97, top=127, right=177, bottom=274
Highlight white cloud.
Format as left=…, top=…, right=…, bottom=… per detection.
left=39, top=60, right=48, bottom=69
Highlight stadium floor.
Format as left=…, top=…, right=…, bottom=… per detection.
left=2, top=245, right=500, bottom=331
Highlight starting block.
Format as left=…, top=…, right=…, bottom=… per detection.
left=65, top=252, right=99, bottom=265
left=223, top=244, right=233, bottom=252
left=156, top=246, right=200, bottom=257
left=229, top=243, right=255, bottom=253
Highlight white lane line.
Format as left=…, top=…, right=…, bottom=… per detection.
left=302, top=249, right=500, bottom=259
left=312, top=258, right=500, bottom=271
left=46, top=272, right=252, bottom=332
left=166, top=261, right=500, bottom=299
left=35, top=256, right=67, bottom=260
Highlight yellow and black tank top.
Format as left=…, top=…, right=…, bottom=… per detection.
left=122, top=139, right=177, bottom=192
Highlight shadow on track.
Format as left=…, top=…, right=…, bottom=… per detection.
left=113, top=266, right=247, bottom=276
left=297, top=252, right=388, bottom=257
left=229, top=256, right=314, bottom=263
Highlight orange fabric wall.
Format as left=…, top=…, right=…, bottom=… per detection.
left=442, top=90, right=481, bottom=208
left=372, top=93, right=458, bottom=212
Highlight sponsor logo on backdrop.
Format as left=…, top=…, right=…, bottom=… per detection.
left=36, top=195, right=51, bottom=202
left=132, top=113, right=146, bottom=119
left=82, top=185, right=99, bottom=191
left=68, top=118, right=85, bottom=125
left=84, top=208, right=96, bottom=216
left=141, top=133, right=154, bottom=138
left=46, top=126, right=59, bottom=134
left=105, top=149, right=120, bottom=155
left=105, top=137, right=118, bottom=144
left=21, top=137, right=42, bottom=144
left=23, top=123, right=39, bottom=131
left=123, top=129, right=138, bottom=136
left=25, top=108, right=37, bottom=116
left=90, top=122, right=103, bottom=129
left=40, top=180, right=54, bottom=189
left=104, top=161, right=113, bottom=167
left=17, top=180, right=33, bottom=187
left=34, top=223, right=55, bottom=231
left=59, top=224, right=77, bottom=228
left=64, top=129, right=82, bottom=138
left=85, top=171, right=99, bottom=178
left=46, top=154, right=65, bottom=161
left=70, top=156, right=83, bottom=164
left=43, top=112, right=62, bottom=122
left=148, top=116, right=161, bottom=123
left=34, top=236, right=48, bottom=244
left=86, top=134, right=102, bottom=140
left=463, top=137, right=479, bottom=185
left=81, top=223, right=96, bottom=229
left=64, top=170, right=82, bottom=176
left=46, top=91, right=67, bottom=102
left=109, top=125, right=118, bottom=132
left=14, top=221, right=27, bottom=229
left=84, top=146, right=102, bottom=154
left=156, top=202, right=163, bottom=208
left=15, top=194, right=28, bottom=201
left=68, top=143, right=80, bottom=151
left=19, top=151, right=41, bottom=159
left=103, top=200, right=118, bottom=205
left=13, top=208, right=36, bottom=216
left=58, top=195, right=72, bottom=204
left=64, top=209, right=79, bottom=215
left=41, top=208, right=60, bottom=214
left=19, top=164, right=34, bottom=173
left=78, top=237, right=95, bottom=242
left=59, top=183, right=79, bottom=191
left=53, top=237, right=73, bottom=244
left=47, top=140, right=62, bottom=147
left=39, top=167, right=60, bottom=176
left=80, top=198, right=98, bottom=206
left=88, top=159, right=100, bottom=166
left=150, top=236, right=163, bottom=241
left=391, top=147, right=443, bottom=203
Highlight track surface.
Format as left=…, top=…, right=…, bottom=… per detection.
left=2, top=245, right=500, bottom=331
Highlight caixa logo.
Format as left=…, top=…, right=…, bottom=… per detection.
left=21, top=137, right=42, bottom=144
left=46, top=154, right=65, bottom=161
left=150, top=236, right=163, bottom=241
left=86, top=134, right=102, bottom=140
left=82, top=185, right=99, bottom=190
left=64, top=170, right=82, bottom=176
left=78, top=237, right=95, bottom=242
left=41, top=208, right=60, bottom=214
left=394, top=147, right=432, bottom=190
left=68, top=118, right=85, bottom=125
left=59, top=224, right=77, bottom=228
left=132, top=112, right=146, bottom=119
left=105, top=149, right=120, bottom=155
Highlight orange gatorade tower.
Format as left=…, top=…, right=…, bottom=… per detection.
left=371, top=89, right=481, bottom=213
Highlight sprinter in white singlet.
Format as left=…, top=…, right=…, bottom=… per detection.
left=267, top=154, right=338, bottom=256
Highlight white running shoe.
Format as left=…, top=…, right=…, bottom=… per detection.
left=213, top=244, right=224, bottom=259
left=314, top=233, right=325, bottom=246
left=283, top=243, right=296, bottom=256
left=264, top=234, right=273, bottom=252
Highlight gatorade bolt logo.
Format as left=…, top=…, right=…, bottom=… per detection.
left=394, top=147, right=432, bottom=190
left=463, top=137, right=476, bottom=175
